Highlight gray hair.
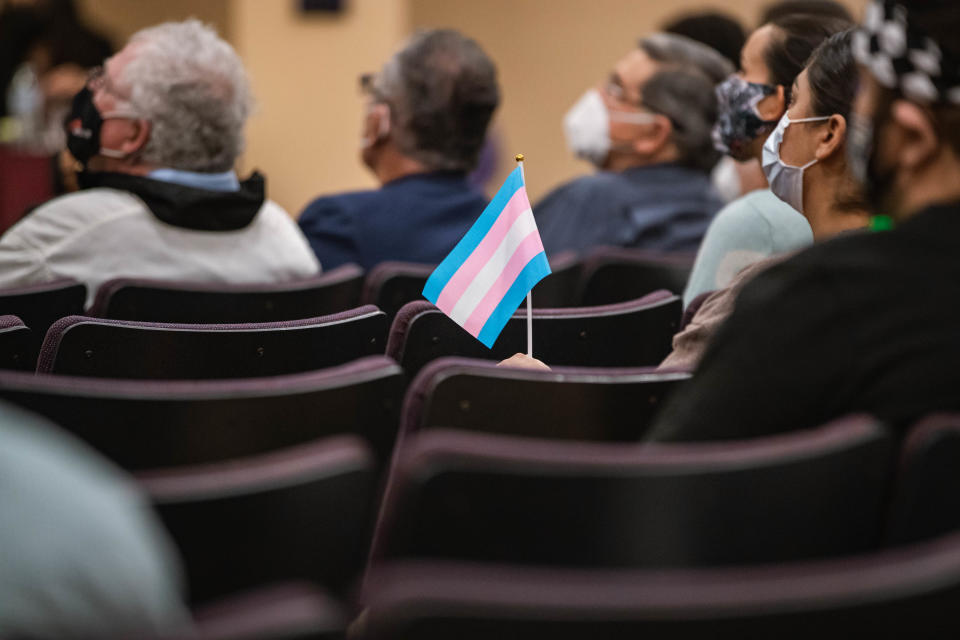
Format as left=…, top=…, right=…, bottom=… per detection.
left=641, top=67, right=721, bottom=172
left=377, top=29, right=500, bottom=172
left=639, top=32, right=735, bottom=84
left=120, top=19, right=252, bottom=172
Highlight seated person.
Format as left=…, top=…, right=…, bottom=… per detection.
left=0, top=19, right=319, bottom=306
left=661, top=30, right=869, bottom=370
left=298, top=29, right=499, bottom=271
left=682, top=14, right=849, bottom=305
left=0, top=402, right=189, bottom=638
left=534, top=33, right=732, bottom=256
left=648, top=0, right=960, bottom=441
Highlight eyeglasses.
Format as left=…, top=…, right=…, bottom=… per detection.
left=359, top=72, right=388, bottom=102
left=604, top=76, right=684, bottom=131
left=87, top=65, right=127, bottom=100
left=87, top=65, right=107, bottom=91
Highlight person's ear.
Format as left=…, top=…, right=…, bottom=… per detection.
left=756, top=84, right=786, bottom=121
left=815, top=114, right=846, bottom=162
left=889, top=99, right=938, bottom=171
left=630, top=114, right=672, bottom=156
left=120, top=118, right=151, bottom=157
left=363, top=103, right=391, bottom=147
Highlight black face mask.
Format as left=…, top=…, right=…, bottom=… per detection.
left=64, top=86, right=130, bottom=167
left=64, top=87, right=104, bottom=166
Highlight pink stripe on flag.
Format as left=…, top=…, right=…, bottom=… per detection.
left=461, top=230, right=545, bottom=336
left=434, top=187, right=531, bottom=313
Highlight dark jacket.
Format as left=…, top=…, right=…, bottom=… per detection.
left=298, top=171, right=487, bottom=270
left=533, top=164, right=724, bottom=256
left=649, top=200, right=960, bottom=442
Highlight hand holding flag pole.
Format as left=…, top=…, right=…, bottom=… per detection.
left=422, top=152, right=551, bottom=355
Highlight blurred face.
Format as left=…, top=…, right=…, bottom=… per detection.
left=740, top=25, right=786, bottom=122
left=847, top=65, right=923, bottom=217
left=92, top=47, right=137, bottom=155
left=777, top=70, right=827, bottom=167
left=358, top=71, right=393, bottom=173
left=601, top=48, right=660, bottom=150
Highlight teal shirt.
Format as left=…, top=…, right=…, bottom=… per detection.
left=683, top=189, right=813, bottom=306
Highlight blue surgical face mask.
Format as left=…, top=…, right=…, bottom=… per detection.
left=761, top=112, right=830, bottom=213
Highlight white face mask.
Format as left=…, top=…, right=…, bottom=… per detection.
left=563, top=89, right=658, bottom=167
left=762, top=112, right=830, bottom=213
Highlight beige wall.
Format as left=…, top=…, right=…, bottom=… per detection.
left=77, top=0, right=230, bottom=46
left=69, top=0, right=865, bottom=211
left=230, top=0, right=409, bottom=214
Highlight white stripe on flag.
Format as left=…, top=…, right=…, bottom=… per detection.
left=447, top=207, right=537, bottom=325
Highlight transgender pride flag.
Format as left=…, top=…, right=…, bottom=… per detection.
left=422, top=165, right=551, bottom=348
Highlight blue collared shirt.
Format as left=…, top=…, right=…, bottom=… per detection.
left=147, top=168, right=240, bottom=192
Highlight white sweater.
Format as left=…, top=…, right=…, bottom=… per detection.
left=0, top=188, right=321, bottom=306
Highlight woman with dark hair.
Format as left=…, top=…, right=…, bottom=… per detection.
left=682, top=13, right=849, bottom=306
left=661, top=29, right=869, bottom=369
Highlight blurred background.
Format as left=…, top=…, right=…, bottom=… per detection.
left=2, top=0, right=865, bottom=213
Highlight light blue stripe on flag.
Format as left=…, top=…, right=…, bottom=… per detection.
left=422, top=166, right=525, bottom=302
left=476, top=251, right=551, bottom=348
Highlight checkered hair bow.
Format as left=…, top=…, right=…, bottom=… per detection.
left=853, top=0, right=960, bottom=105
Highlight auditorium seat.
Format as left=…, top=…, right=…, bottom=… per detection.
left=185, top=582, right=345, bottom=640
left=398, top=357, right=689, bottom=443
left=523, top=251, right=582, bottom=308
left=362, top=261, right=436, bottom=320
left=885, top=414, right=960, bottom=546
left=0, top=279, right=86, bottom=367
left=362, top=253, right=583, bottom=320
left=361, top=531, right=960, bottom=638
left=577, top=247, right=694, bottom=305
left=0, top=356, right=404, bottom=470
left=386, top=291, right=681, bottom=377
left=37, top=306, right=388, bottom=379
left=141, top=435, right=376, bottom=604
left=88, top=264, right=364, bottom=323
left=0, top=315, right=31, bottom=371
left=369, top=417, right=893, bottom=569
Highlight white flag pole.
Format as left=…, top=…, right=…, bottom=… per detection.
left=516, top=154, right=533, bottom=358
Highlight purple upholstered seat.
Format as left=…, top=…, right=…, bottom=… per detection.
left=0, top=315, right=31, bottom=371
left=184, top=582, right=345, bottom=640
left=885, top=414, right=960, bottom=546
left=140, top=435, right=376, bottom=605
left=37, top=305, right=388, bottom=379
left=397, top=356, right=689, bottom=447
left=361, top=261, right=436, bottom=321
left=0, top=279, right=86, bottom=368
left=88, top=264, right=364, bottom=323
left=368, top=417, right=893, bottom=571
left=577, top=246, right=695, bottom=306
left=0, top=355, right=404, bottom=469
left=361, top=530, right=960, bottom=638
left=386, top=291, right=682, bottom=376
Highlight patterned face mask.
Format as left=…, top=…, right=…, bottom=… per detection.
left=712, top=75, right=780, bottom=160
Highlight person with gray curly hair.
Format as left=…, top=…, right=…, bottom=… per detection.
left=533, top=32, right=733, bottom=256
left=299, top=28, right=500, bottom=271
left=0, top=19, right=319, bottom=304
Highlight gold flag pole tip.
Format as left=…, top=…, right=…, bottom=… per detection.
left=515, top=153, right=524, bottom=162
